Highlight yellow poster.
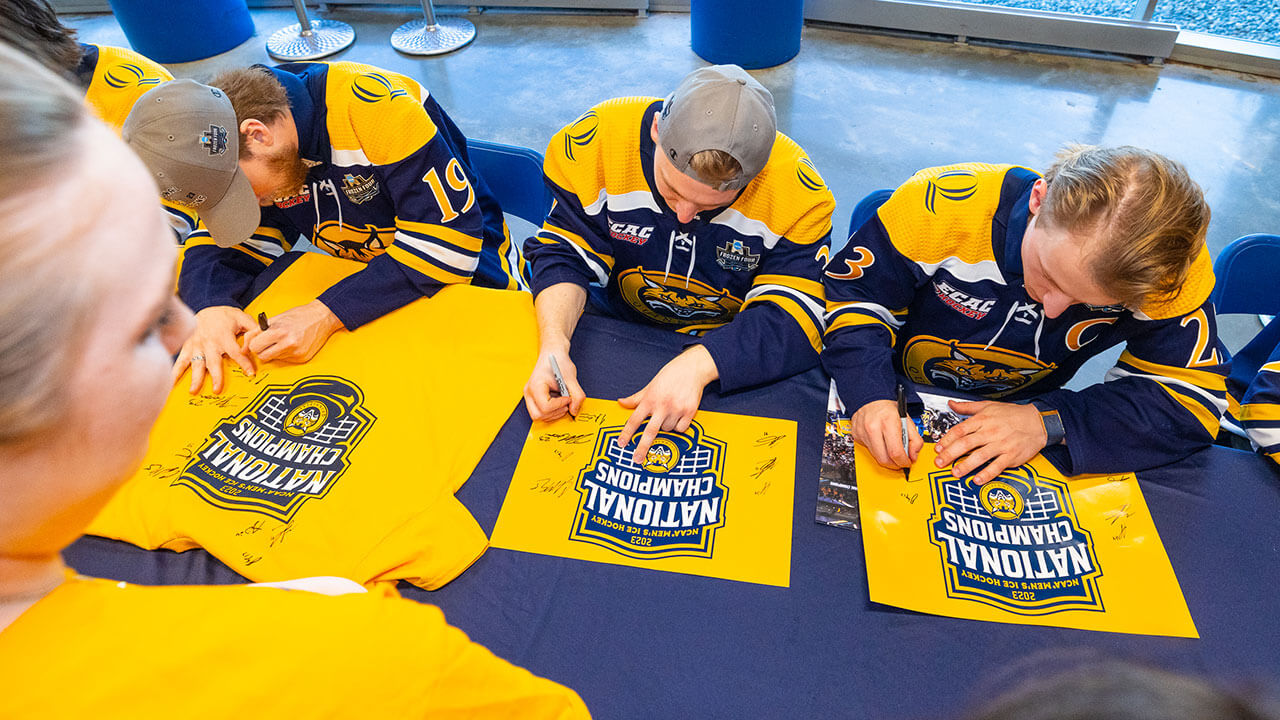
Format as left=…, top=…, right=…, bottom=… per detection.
left=490, top=399, right=796, bottom=587
left=858, top=443, right=1196, bottom=637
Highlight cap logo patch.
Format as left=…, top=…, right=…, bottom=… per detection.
left=200, top=124, right=228, bottom=156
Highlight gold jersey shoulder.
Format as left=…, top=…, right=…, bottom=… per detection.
left=733, top=133, right=835, bottom=246
left=323, top=61, right=436, bottom=166
left=547, top=96, right=659, bottom=203
left=877, top=163, right=1032, bottom=266
left=82, top=44, right=172, bottom=135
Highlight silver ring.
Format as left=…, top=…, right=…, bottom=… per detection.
left=191, top=354, right=205, bottom=363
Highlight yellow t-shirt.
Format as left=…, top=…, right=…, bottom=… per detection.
left=0, top=574, right=589, bottom=718
left=88, top=253, right=536, bottom=591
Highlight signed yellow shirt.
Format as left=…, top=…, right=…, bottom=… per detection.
left=0, top=575, right=589, bottom=718
left=88, top=254, right=536, bottom=590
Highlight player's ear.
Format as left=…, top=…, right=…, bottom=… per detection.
left=240, top=119, right=272, bottom=152
left=1028, top=178, right=1047, bottom=216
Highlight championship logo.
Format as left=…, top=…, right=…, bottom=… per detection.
left=715, top=239, right=761, bottom=272
left=924, top=170, right=979, bottom=214
left=928, top=465, right=1103, bottom=614
left=200, top=124, right=228, bottom=156
left=571, top=421, right=728, bottom=558
left=341, top=173, right=380, bottom=205
left=617, top=267, right=742, bottom=328
left=564, top=110, right=598, bottom=161
left=313, top=220, right=393, bottom=262
left=903, top=336, right=1055, bottom=397
left=173, top=377, right=375, bottom=522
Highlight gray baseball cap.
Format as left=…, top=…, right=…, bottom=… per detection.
left=655, top=64, right=777, bottom=192
left=123, top=79, right=259, bottom=247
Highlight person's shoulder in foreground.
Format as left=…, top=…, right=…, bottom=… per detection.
left=0, top=575, right=589, bottom=718
left=823, top=144, right=1224, bottom=480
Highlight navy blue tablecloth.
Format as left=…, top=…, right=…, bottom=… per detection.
left=66, top=312, right=1280, bottom=718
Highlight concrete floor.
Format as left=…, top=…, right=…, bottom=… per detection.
left=67, top=7, right=1280, bottom=382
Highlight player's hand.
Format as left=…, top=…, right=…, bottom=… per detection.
left=935, top=399, right=1047, bottom=485
left=523, top=348, right=585, bottom=422
left=173, top=305, right=257, bottom=395
left=244, top=300, right=344, bottom=364
left=850, top=398, right=922, bottom=469
left=617, top=345, right=719, bottom=464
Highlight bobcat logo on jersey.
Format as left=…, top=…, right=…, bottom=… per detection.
left=564, top=111, right=598, bottom=161
left=200, top=124, right=228, bottom=156
left=313, top=220, right=394, bottom=262
left=617, top=268, right=742, bottom=327
left=715, top=239, right=761, bottom=272
left=571, top=421, right=728, bottom=559
left=924, top=170, right=979, bottom=214
left=173, top=376, right=376, bottom=523
left=340, top=173, right=380, bottom=205
left=928, top=465, right=1103, bottom=614
left=103, top=62, right=163, bottom=89
left=903, top=337, right=1055, bottom=397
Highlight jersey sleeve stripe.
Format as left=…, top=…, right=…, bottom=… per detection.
left=745, top=294, right=823, bottom=354
left=752, top=274, right=824, bottom=300
left=396, top=219, right=485, bottom=254
left=386, top=245, right=471, bottom=285
left=393, top=230, right=480, bottom=273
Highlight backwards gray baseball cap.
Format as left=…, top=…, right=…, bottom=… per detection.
left=655, top=64, right=777, bottom=192
left=123, top=79, right=259, bottom=247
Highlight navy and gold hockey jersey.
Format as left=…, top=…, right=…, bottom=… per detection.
left=822, top=163, right=1228, bottom=474
left=525, top=97, right=834, bottom=391
left=1224, top=318, right=1280, bottom=464
left=180, top=61, right=523, bottom=330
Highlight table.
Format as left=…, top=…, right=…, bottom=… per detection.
left=66, top=311, right=1280, bottom=718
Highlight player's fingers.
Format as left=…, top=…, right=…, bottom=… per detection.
left=617, top=406, right=648, bottom=451
left=188, top=354, right=207, bottom=395
left=246, top=327, right=281, bottom=356
left=952, top=443, right=997, bottom=479
left=971, top=454, right=1013, bottom=486
left=881, top=415, right=912, bottom=467
left=948, top=399, right=988, bottom=414
left=617, top=391, right=642, bottom=410
left=171, top=353, right=191, bottom=386
left=631, top=417, right=663, bottom=464
left=225, top=344, right=256, bottom=378
left=863, top=428, right=894, bottom=468
left=207, top=355, right=226, bottom=395
left=675, top=414, right=693, bottom=434
left=908, top=425, right=925, bottom=462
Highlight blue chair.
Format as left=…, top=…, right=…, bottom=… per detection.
left=465, top=138, right=551, bottom=227
left=1210, top=233, right=1280, bottom=316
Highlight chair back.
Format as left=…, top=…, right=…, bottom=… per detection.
left=466, top=138, right=551, bottom=227
left=1210, top=233, right=1280, bottom=316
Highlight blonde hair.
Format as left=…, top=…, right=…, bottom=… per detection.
left=1040, top=144, right=1209, bottom=307
left=690, top=149, right=742, bottom=186
left=209, top=66, right=290, bottom=156
left=0, top=41, right=97, bottom=443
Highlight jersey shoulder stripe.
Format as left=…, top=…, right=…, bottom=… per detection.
left=877, top=163, right=1032, bottom=267
left=322, top=61, right=436, bottom=166
left=732, top=133, right=834, bottom=248
left=545, top=97, right=658, bottom=208
left=82, top=44, right=172, bottom=134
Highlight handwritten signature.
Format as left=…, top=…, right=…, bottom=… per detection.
left=753, top=432, right=788, bottom=448
left=530, top=477, right=570, bottom=498
left=538, top=432, right=594, bottom=445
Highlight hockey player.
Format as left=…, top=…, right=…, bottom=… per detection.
left=823, top=146, right=1227, bottom=483
left=523, top=64, right=834, bottom=463
left=132, top=62, right=524, bottom=393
